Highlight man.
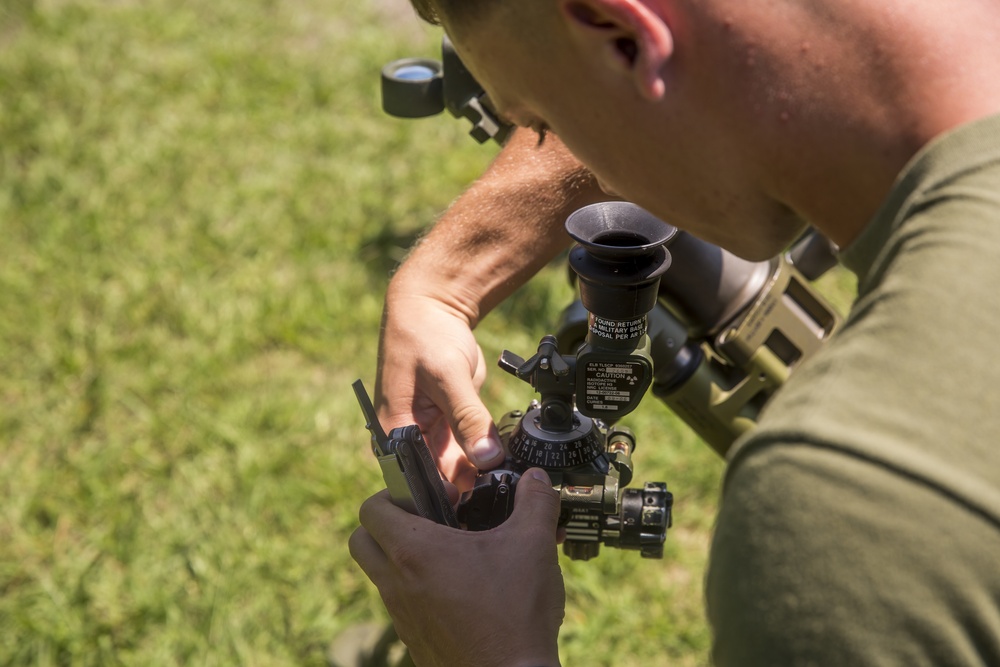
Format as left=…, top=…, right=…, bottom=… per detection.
left=348, top=0, right=1000, bottom=665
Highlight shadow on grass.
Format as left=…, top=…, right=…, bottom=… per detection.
left=356, top=225, right=424, bottom=276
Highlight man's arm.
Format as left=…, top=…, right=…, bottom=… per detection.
left=375, top=128, right=607, bottom=488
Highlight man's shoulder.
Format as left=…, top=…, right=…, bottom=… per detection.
left=708, top=442, right=1000, bottom=667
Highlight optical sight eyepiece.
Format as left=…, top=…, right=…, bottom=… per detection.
left=381, top=58, right=445, bottom=118
left=566, top=202, right=677, bottom=322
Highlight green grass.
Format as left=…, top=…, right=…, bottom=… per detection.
left=0, top=2, right=856, bottom=665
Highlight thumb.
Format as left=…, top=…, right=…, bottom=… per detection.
left=509, top=468, right=562, bottom=532
left=432, top=377, right=504, bottom=471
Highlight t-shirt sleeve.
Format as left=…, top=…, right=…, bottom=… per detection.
left=707, top=443, right=1000, bottom=667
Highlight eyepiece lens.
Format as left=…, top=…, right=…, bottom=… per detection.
left=593, top=231, right=650, bottom=248
left=392, top=65, right=438, bottom=81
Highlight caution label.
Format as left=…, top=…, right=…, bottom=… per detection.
left=582, top=360, right=643, bottom=413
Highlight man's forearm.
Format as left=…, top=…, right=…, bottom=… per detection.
left=389, top=128, right=608, bottom=328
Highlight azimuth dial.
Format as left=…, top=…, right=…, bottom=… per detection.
left=506, top=408, right=603, bottom=469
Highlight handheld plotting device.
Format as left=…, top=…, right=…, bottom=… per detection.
left=352, top=380, right=459, bottom=528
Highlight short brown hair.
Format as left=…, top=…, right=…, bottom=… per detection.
left=410, top=0, right=443, bottom=24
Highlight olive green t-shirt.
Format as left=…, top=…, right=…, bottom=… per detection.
left=707, top=114, right=1000, bottom=666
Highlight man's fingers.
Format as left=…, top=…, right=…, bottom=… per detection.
left=357, top=489, right=412, bottom=543
left=348, top=525, right=389, bottom=582
left=441, top=478, right=460, bottom=508
left=425, top=373, right=504, bottom=470
left=509, top=468, right=562, bottom=533
left=463, top=420, right=504, bottom=470
left=357, top=488, right=447, bottom=560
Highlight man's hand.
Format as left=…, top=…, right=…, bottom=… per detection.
left=375, top=286, right=504, bottom=491
left=350, top=468, right=565, bottom=667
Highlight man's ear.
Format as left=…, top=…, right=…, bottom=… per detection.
left=559, top=0, right=673, bottom=101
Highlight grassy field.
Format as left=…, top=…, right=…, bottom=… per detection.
left=0, top=1, right=855, bottom=665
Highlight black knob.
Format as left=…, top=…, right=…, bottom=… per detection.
left=605, top=482, right=672, bottom=558
left=457, top=470, right=520, bottom=531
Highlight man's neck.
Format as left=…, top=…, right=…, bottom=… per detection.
left=696, top=0, right=1000, bottom=249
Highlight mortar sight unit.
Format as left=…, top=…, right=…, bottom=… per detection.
left=458, top=203, right=676, bottom=560
left=355, top=204, right=676, bottom=560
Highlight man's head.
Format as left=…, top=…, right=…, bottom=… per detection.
left=408, top=0, right=493, bottom=27
left=407, top=0, right=1000, bottom=259
left=406, top=0, right=805, bottom=258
